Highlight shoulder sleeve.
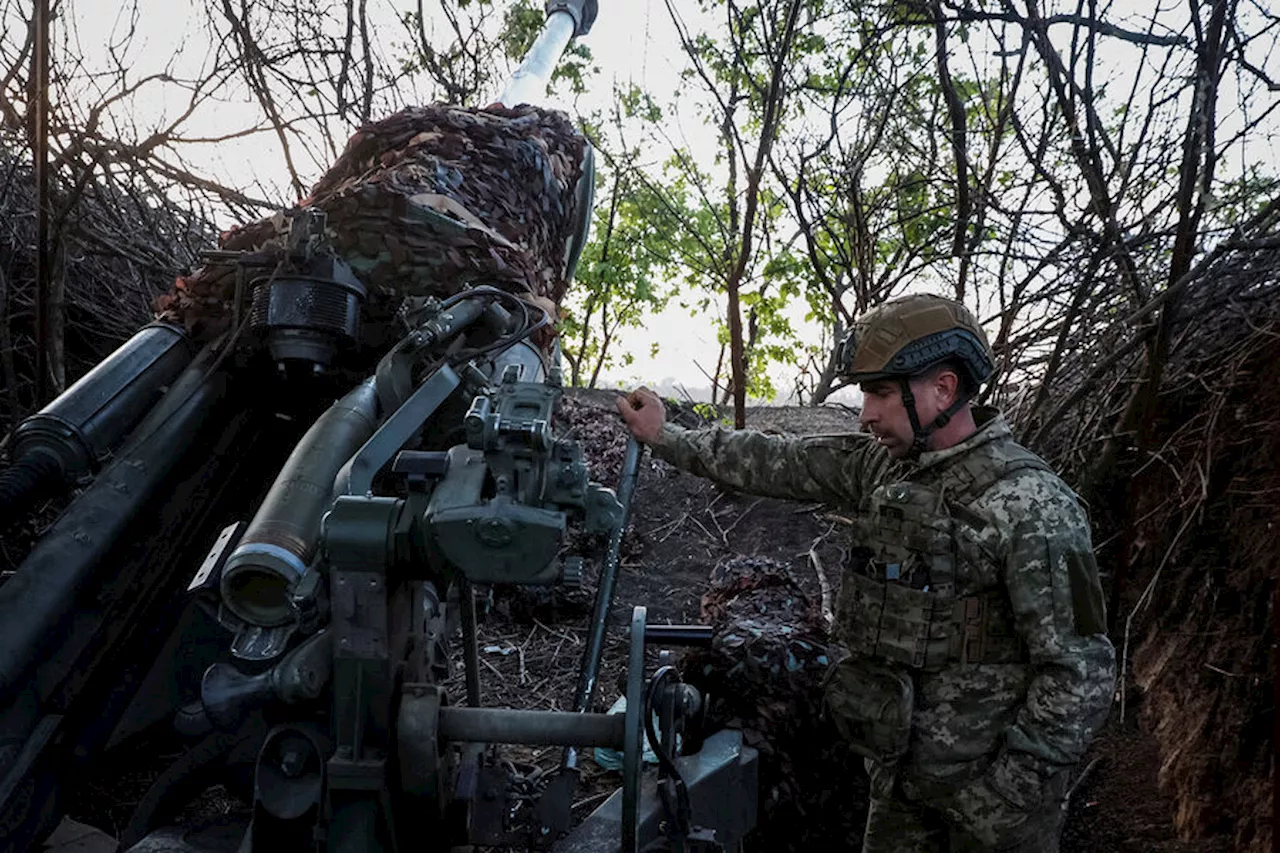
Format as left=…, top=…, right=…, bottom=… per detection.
left=648, top=423, right=889, bottom=505
left=981, top=472, right=1117, bottom=798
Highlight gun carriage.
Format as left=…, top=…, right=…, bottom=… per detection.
left=0, top=4, right=758, bottom=850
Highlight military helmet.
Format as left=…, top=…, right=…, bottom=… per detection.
left=838, top=294, right=994, bottom=387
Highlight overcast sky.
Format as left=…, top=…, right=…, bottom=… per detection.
left=47, top=0, right=793, bottom=399
left=42, top=1, right=1276, bottom=404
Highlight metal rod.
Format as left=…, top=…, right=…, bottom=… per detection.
left=643, top=625, right=715, bottom=648
left=496, top=10, right=576, bottom=108
left=438, top=707, right=625, bottom=748
left=559, top=437, right=643, bottom=780
left=569, top=438, right=644, bottom=729
left=33, top=0, right=50, bottom=404
left=621, top=606, right=646, bottom=853
left=459, top=577, right=481, bottom=707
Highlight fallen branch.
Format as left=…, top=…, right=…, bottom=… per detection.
left=1120, top=512, right=1196, bottom=723
left=807, top=545, right=835, bottom=629
left=1062, top=756, right=1103, bottom=810
left=721, top=497, right=766, bottom=541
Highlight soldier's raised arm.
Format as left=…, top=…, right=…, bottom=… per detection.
left=615, top=387, right=890, bottom=506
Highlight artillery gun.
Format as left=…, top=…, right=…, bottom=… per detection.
left=0, top=4, right=758, bottom=851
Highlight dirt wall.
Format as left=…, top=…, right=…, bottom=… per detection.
left=1126, top=339, right=1277, bottom=851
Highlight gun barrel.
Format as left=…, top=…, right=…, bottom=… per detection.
left=497, top=10, right=577, bottom=108
left=0, top=357, right=224, bottom=702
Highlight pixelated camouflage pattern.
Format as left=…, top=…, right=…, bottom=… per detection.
left=863, top=758, right=1067, bottom=852
left=650, top=408, right=1115, bottom=849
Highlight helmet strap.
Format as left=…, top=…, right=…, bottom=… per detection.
left=898, top=378, right=930, bottom=456
left=898, top=376, right=974, bottom=458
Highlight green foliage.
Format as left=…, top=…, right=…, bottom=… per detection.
left=559, top=148, right=687, bottom=388
left=692, top=401, right=726, bottom=423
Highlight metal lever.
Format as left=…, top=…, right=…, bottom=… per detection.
left=535, top=439, right=644, bottom=843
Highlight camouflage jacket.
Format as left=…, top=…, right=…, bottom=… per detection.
left=650, top=408, right=1116, bottom=808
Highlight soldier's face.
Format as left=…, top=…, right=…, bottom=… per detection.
left=859, top=379, right=915, bottom=457
left=859, top=374, right=953, bottom=457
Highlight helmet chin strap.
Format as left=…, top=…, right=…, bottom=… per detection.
left=897, top=377, right=972, bottom=458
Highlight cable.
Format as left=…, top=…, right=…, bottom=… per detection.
left=643, top=665, right=692, bottom=838
left=446, top=286, right=552, bottom=367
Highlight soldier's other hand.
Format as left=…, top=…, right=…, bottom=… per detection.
left=615, top=387, right=666, bottom=444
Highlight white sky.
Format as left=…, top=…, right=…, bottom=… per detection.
left=52, top=0, right=767, bottom=399
left=41, top=1, right=1280, bottom=404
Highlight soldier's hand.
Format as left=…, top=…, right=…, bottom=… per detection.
left=615, top=387, right=667, bottom=444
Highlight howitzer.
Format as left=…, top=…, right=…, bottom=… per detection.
left=0, top=3, right=759, bottom=850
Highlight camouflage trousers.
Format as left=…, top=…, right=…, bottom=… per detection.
left=862, top=760, right=1067, bottom=853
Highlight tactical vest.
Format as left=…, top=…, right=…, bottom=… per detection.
left=835, top=438, right=1053, bottom=673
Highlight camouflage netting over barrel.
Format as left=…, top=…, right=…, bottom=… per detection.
left=154, top=104, right=587, bottom=342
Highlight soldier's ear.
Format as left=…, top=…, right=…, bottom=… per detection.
left=932, top=366, right=961, bottom=407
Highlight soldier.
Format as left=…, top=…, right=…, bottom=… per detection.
left=616, top=294, right=1115, bottom=852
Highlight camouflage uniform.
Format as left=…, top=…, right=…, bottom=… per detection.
left=649, top=407, right=1115, bottom=851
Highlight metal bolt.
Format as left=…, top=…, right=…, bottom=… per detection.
left=280, top=749, right=306, bottom=778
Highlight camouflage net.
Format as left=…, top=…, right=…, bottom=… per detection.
left=680, top=556, right=867, bottom=850
left=155, top=104, right=587, bottom=342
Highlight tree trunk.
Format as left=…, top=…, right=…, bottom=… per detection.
left=807, top=318, right=845, bottom=406
left=48, top=238, right=65, bottom=394
left=727, top=282, right=746, bottom=425
left=0, top=263, right=20, bottom=426
left=723, top=0, right=804, bottom=427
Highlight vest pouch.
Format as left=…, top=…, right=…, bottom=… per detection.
left=837, top=571, right=957, bottom=671
left=821, top=655, right=914, bottom=764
